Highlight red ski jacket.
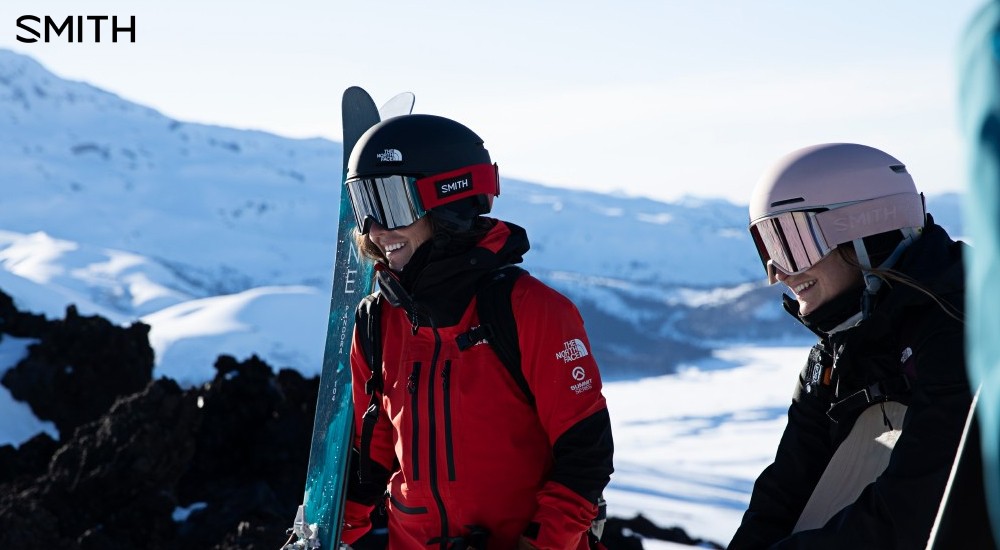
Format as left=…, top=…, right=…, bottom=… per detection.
left=342, top=220, right=614, bottom=550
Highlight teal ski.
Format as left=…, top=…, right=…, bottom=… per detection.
left=287, top=87, right=414, bottom=550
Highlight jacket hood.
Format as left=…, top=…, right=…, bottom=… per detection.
left=864, top=216, right=966, bottom=331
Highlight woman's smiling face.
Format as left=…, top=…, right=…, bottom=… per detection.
left=774, top=248, right=862, bottom=315
left=367, top=216, right=433, bottom=271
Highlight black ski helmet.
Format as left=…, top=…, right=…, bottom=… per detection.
left=345, top=114, right=499, bottom=233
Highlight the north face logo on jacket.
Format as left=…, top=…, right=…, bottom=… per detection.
left=556, top=339, right=589, bottom=363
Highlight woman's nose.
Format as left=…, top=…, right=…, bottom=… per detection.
left=368, top=221, right=387, bottom=236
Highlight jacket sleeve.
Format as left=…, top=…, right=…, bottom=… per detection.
left=728, top=346, right=836, bottom=550
left=512, top=277, right=614, bottom=550
left=766, top=314, right=972, bottom=549
left=342, top=311, right=396, bottom=546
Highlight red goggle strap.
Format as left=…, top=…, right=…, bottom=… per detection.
left=413, top=163, right=499, bottom=210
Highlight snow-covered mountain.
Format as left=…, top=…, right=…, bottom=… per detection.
left=0, top=48, right=964, bottom=384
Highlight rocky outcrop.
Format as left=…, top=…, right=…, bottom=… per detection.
left=1, top=302, right=153, bottom=436
left=0, top=351, right=317, bottom=550
left=0, top=378, right=197, bottom=549
left=0, top=286, right=319, bottom=549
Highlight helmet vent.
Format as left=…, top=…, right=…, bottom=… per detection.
left=889, top=164, right=907, bottom=173
left=770, top=197, right=805, bottom=207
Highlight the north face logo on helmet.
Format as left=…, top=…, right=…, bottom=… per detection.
left=556, top=339, right=589, bottom=363
left=376, top=149, right=402, bottom=162
left=435, top=172, right=473, bottom=200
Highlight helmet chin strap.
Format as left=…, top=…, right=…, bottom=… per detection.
left=852, top=239, right=880, bottom=320
left=852, top=226, right=922, bottom=319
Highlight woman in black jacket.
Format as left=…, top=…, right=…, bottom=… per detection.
left=729, top=143, right=990, bottom=549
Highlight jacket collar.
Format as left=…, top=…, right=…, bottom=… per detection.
left=378, top=218, right=530, bottom=327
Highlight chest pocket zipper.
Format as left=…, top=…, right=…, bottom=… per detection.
left=408, top=362, right=421, bottom=481
left=442, top=360, right=456, bottom=481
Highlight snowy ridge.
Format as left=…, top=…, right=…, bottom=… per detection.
left=1, top=49, right=340, bottom=296
left=0, top=47, right=966, bottom=381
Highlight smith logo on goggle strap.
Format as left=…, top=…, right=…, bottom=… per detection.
left=435, top=173, right=473, bottom=199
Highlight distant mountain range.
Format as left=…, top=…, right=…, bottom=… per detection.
left=0, top=48, right=965, bottom=381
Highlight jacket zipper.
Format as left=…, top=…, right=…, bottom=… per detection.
left=408, top=362, right=421, bottom=481
left=427, top=327, right=450, bottom=549
left=830, top=337, right=844, bottom=398
left=442, top=360, right=456, bottom=481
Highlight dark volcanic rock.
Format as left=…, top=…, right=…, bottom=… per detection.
left=603, top=515, right=726, bottom=549
left=174, top=355, right=317, bottom=550
left=0, top=353, right=319, bottom=550
left=0, top=378, right=199, bottom=550
left=0, top=287, right=48, bottom=337
left=2, top=303, right=154, bottom=436
left=0, top=432, right=58, bottom=485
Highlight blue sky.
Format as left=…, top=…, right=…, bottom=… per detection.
left=0, top=1, right=990, bottom=203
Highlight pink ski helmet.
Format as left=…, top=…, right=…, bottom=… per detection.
left=749, top=143, right=926, bottom=284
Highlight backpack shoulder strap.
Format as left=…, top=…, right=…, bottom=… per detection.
left=355, top=292, right=384, bottom=482
left=356, top=292, right=383, bottom=391
left=456, top=265, right=534, bottom=406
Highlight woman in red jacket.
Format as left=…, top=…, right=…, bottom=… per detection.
left=339, top=113, right=614, bottom=550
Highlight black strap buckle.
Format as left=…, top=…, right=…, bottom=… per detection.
left=827, top=375, right=912, bottom=423
left=456, top=324, right=493, bottom=351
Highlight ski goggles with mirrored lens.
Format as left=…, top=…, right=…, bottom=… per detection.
left=750, top=210, right=833, bottom=284
left=749, top=193, right=925, bottom=284
left=346, top=163, right=499, bottom=234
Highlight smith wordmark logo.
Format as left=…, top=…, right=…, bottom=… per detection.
left=16, top=15, right=136, bottom=43
left=435, top=173, right=472, bottom=200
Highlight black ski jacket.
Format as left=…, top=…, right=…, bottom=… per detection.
left=729, top=219, right=990, bottom=549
